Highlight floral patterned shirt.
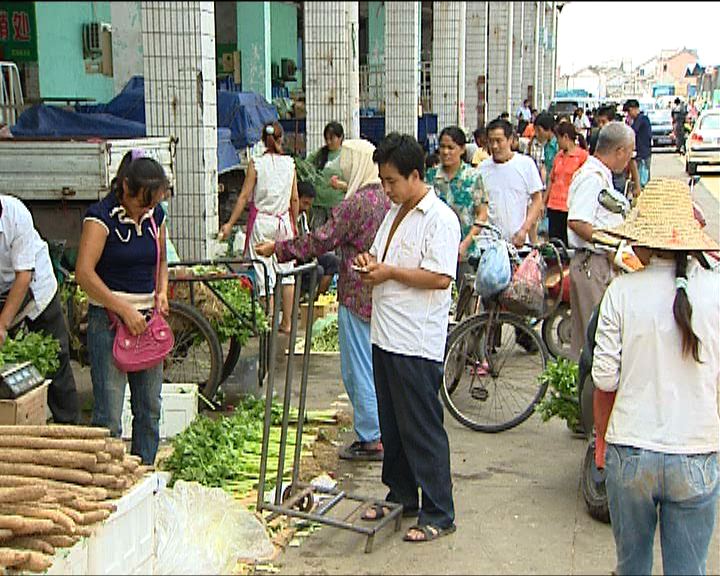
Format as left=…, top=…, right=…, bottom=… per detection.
left=426, top=162, right=487, bottom=258
left=275, top=183, right=390, bottom=321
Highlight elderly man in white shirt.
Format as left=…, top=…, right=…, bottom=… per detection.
left=590, top=179, right=720, bottom=576
left=0, top=195, right=78, bottom=423
left=355, top=133, right=460, bottom=544
left=566, top=121, right=634, bottom=360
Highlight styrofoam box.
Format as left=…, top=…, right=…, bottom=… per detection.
left=121, top=383, right=198, bottom=440
left=46, top=537, right=89, bottom=575
left=86, top=473, right=160, bottom=575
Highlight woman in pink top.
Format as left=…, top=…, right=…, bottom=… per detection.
left=545, top=122, right=588, bottom=246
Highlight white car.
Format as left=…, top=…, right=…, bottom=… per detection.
left=686, top=109, right=720, bottom=175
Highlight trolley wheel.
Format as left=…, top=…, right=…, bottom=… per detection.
left=282, top=485, right=314, bottom=513
left=164, top=300, right=223, bottom=407
left=220, top=336, right=242, bottom=384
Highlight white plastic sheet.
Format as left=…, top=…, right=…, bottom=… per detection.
left=154, top=480, right=275, bottom=575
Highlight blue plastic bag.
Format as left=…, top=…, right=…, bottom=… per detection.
left=475, top=240, right=512, bottom=298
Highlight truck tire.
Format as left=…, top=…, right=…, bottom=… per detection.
left=582, top=440, right=611, bottom=524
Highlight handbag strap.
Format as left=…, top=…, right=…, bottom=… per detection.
left=149, top=210, right=161, bottom=310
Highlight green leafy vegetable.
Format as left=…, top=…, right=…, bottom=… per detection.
left=310, top=314, right=339, bottom=353
left=0, top=329, right=61, bottom=377
left=535, top=358, right=580, bottom=430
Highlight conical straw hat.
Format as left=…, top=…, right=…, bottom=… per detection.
left=595, top=178, right=719, bottom=251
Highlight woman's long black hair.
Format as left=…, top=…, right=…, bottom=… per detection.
left=111, top=151, right=169, bottom=208
left=673, top=251, right=702, bottom=362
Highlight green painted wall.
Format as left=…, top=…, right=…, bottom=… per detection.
left=270, top=2, right=300, bottom=91
left=35, top=1, right=115, bottom=102
left=237, top=1, right=271, bottom=99
left=368, top=1, right=385, bottom=66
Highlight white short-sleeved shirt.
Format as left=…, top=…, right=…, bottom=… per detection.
left=0, top=195, right=58, bottom=320
left=369, top=188, right=461, bottom=363
left=478, top=153, right=544, bottom=242
left=592, top=259, right=720, bottom=453
left=566, top=155, right=629, bottom=251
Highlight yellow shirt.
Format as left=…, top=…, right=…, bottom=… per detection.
left=472, top=148, right=489, bottom=166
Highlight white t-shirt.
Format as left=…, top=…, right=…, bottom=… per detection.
left=369, top=188, right=461, bottom=363
left=478, top=154, right=544, bottom=241
left=566, top=156, right=628, bottom=250
left=517, top=106, right=532, bottom=122
left=0, top=195, right=57, bottom=320
left=592, top=259, right=720, bottom=454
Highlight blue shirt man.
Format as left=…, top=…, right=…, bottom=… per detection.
left=623, top=99, right=652, bottom=187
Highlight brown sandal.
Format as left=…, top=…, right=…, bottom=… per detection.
left=403, top=523, right=456, bottom=543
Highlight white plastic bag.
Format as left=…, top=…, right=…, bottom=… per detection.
left=154, top=480, right=275, bottom=575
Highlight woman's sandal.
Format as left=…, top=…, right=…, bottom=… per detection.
left=403, top=523, right=457, bottom=543
left=361, top=504, right=419, bottom=521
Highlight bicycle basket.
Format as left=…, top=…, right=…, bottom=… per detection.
left=500, top=249, right=547, bottom=317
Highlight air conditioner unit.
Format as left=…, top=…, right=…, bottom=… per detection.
left=83, top=22, right=111, bottom=59
left=281, top=58, right=297, bottom=81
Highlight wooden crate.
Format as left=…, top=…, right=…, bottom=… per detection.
left=298, top=301, right=338, bottom=330
left=0, top=381, right=50, bottom=425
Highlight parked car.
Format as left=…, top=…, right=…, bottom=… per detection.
left=646, top=108, right=674, bottom=148
left=685, top=109, right=720, bottom=175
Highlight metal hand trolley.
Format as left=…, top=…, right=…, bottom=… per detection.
left=255, top=262, right=403, bottom=553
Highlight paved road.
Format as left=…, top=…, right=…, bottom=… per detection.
left=274, top=151, right=720, bottom=575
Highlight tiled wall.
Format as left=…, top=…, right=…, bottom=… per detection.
left=522, top=1, right=539, bottom=108
left=385, top=2, right=420, bottom=138
left=465, top=2, right=488, bottom=131
left=142, top=1, right=218, bottom=260
left=511, top=1, right=524, bottom=117
left=486, top=1, right=512, bottom=122
left=431, top=2, right=465, bottom=130
left=304, top=3, right=360, bottom=153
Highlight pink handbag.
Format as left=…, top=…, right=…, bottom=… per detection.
left=109, top=214, right=174, bottom=373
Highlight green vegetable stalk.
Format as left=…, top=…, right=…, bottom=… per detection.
left=535, top=358, right=580, bottom=430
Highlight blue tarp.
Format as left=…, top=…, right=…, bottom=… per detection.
left=76, top=76, right=278, bottom=149
left=10, top=104, right=146, bottom=138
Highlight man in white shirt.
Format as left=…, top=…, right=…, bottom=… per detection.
left=354, top=133, right=460, bottom=543
left=0, top=195, right=78, bottom=423
left=566, top=121, right=634, bottom=360
left=516, top=99, right=532, bottom=135
left=478, top=118, right=545, bottom=248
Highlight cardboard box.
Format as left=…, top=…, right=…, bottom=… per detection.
left=0, top=381, right=50, bottom=425
left=298, top=301, right=338, bottom=330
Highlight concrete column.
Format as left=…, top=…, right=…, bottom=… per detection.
left=385, top=2, right=420, bottom=138
left=536, top=2, right=546, bottom=110
left=431, top=1, right=466, bottom=129
left=142, top=1, right=218, bottom=260
left=111, top=1, right=144, bottom=94
left=486, top=1, right=513, bottom=122
left=511, top=1, right=524, bottom=117
left=237, top=1, right=271, bottom=101
left=304, top=3, right=360, bottom=153
left=521, top=1, right=539, bottom=108
left=464, top=2, right=488, bottom=131
left=543, top=1, right=556, bottom=107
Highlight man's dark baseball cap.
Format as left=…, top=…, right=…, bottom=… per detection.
left=623, top=99, right=640, bottom=112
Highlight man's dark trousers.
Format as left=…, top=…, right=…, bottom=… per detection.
left=27, top=291, right=79, bottom=423
left=372, top=345, right=455, bottom=529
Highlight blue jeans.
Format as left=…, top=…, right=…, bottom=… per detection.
left=87, top=305, right=163, bottom=465
left=637, top=157, right=651, bottom=188
left=337, top=305, right=380, bottom=443
left=605, top=443, right=719, bottom=576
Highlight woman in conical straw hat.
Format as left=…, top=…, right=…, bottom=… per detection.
left=591, top=177, right=720, bottom=576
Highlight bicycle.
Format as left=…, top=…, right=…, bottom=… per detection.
left=442, top=222, right=561, bottom=432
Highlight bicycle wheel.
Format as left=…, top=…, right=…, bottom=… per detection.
left=442, top=312, right=549, bottom=432
left=220, top=336, right=242, bottom=384
left=164, top=300, right=223, bottom=404
left=541, top=302, right=573, bottom=360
